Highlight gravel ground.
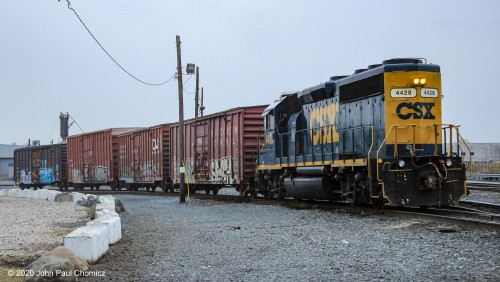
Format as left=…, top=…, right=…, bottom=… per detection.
left=0, top=196, right=89, bottom=266
left=465, top=190, right=500, bottom=204
left=82, top=195, right=499, bottom=282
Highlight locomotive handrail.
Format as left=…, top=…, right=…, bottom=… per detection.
left=456, top=129, right=473, bottom=179
left=376, top=124, right=416, bottom=182
left=433, top=124, right=473, bottom=179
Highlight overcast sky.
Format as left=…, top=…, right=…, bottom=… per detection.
left=1, top=0, right=499, bottom=145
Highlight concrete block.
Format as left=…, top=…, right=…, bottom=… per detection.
left=24, top=189, right=35, bottom=199
left=55, top=193, right=74, bottom=202
left=96, top=208, right=119, bottom=219
left=45, top=190, right=62, bottom=202
left=33, top=189, right=50, bottom=200
left=63, top=225, right=109, bottom=264
left=17, top=189, right=29, bottom=198
left=87, top=216, right=122, bottom=244
left=0, top=189, right=7, bottom=197
left=7, top=189, right=20, bottom=198
left=72, top=192, right=87, bottom=204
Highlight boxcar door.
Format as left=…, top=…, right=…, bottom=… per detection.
left=31, top=149, right=40, bottom=184
left=194, top=123, right=209, bottom=180
left=82, top=136, right=93, bottom=182
left=133, top=133, right=141, bottom=181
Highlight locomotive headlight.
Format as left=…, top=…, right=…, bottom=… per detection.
left=412, top=77, right=427, bottom=86
left=398, top=159, right=405, bottom=168
left=446, top=159, right=452, bottom=167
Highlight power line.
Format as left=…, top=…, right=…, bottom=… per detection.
left=61, top=0, right=174, bottom=86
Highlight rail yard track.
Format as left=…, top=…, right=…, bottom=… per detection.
left=81, top=187, right=500, bottom=231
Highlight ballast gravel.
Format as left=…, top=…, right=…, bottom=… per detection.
left=82, top=195, right=499, bottom=282
left=466, top=190, right=500, bottom=204
left=0, top=196, right=89, bottom=266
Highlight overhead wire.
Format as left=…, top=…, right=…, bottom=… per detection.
left=61, top=0, right=174, bottom=86
left=182, top=75, right=195, bottom=94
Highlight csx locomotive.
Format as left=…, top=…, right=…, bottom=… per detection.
left=255, top=58, right=470, bottom=207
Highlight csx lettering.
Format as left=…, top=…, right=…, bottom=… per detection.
left=396, top=102, right=435, bottom=120
left=309, top=103, right=340, bottom=145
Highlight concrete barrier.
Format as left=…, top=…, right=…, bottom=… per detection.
left=87, top=216, right=122, bottom=245
left=17, top=189, right=29, bottom=198
left=7, top=189, right=21, bottom=197
left=45, top=190, right=62, bottom=202
left=63, top=224, right=109, bottom=264
left=72, top=192, right=87, bottom=204
left=32, top=189, right=45, bottom=200
left=55, top=193, right=74, bottom=202
left=96, top=208, right=120, bottom=219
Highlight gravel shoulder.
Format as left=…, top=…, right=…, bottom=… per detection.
left=82, top=195, right=499, bottom=282
left=465, top=190, right=500, bottom=204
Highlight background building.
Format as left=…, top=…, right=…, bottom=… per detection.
left=0, top=144, right=25, bottom=181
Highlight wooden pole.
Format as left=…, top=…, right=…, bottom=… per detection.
left=200, top=87, right=205, bottom=117
left=176, top=35, right=186, bottom=203
left=195, top=67, right=199, bottom=118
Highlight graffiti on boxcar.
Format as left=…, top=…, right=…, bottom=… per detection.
left=120, top=165, right=133, bottom=183
left=210, top=157, right=236, bottom=184
left=94, top=166, right=109, bottom=182
left=20, top=169, right=32, bottom=184
left=139, top=161, right=159, bottom=181
left=40, top=168, right=55, bottom=183
left=71, top=169, right=83, bottom=183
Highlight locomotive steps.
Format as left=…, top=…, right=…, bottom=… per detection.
left=0, top=188, right=122, bottom=264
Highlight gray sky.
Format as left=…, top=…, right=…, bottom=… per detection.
left=1, top=0, right=499, bottom=145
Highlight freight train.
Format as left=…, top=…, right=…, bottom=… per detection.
left=14, top=106, right=267, bottom=195
left=14, top=58, right=471, bottom=207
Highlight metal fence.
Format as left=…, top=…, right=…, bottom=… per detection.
left=466, top=161, right=500, bottom=174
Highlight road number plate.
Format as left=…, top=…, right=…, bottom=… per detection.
left=421, top=88, right=439, bottom=98
left=390, top=88, right=417, bottom=98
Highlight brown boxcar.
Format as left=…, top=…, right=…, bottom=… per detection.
left=14, top=143, right=67, bottom=189
left=117, top=123, right=171, bottom=191
left=67, top=128, right=139, bottom=190
left=170, top=105, right=267, bottom=194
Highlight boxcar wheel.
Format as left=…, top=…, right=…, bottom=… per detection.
left=205, top=189, right=211, bottom=195
left=212, top=188, right=219, bottom=195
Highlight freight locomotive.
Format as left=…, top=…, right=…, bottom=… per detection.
left=14, top=58, right=471, bottom=207
left=252, top=58, right=471, bottom=207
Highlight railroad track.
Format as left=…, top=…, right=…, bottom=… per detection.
left=186, top=193, right=500, bottom=231
left=33, top=186, right=500, bottom=231
left=466, top=181, right=500, bottom=192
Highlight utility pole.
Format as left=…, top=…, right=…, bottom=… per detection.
left=176, top=35, right=186, bottom=203
left=195, top=67, right=200, bottom=118
left=200, top=87, right=205, bottom=117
